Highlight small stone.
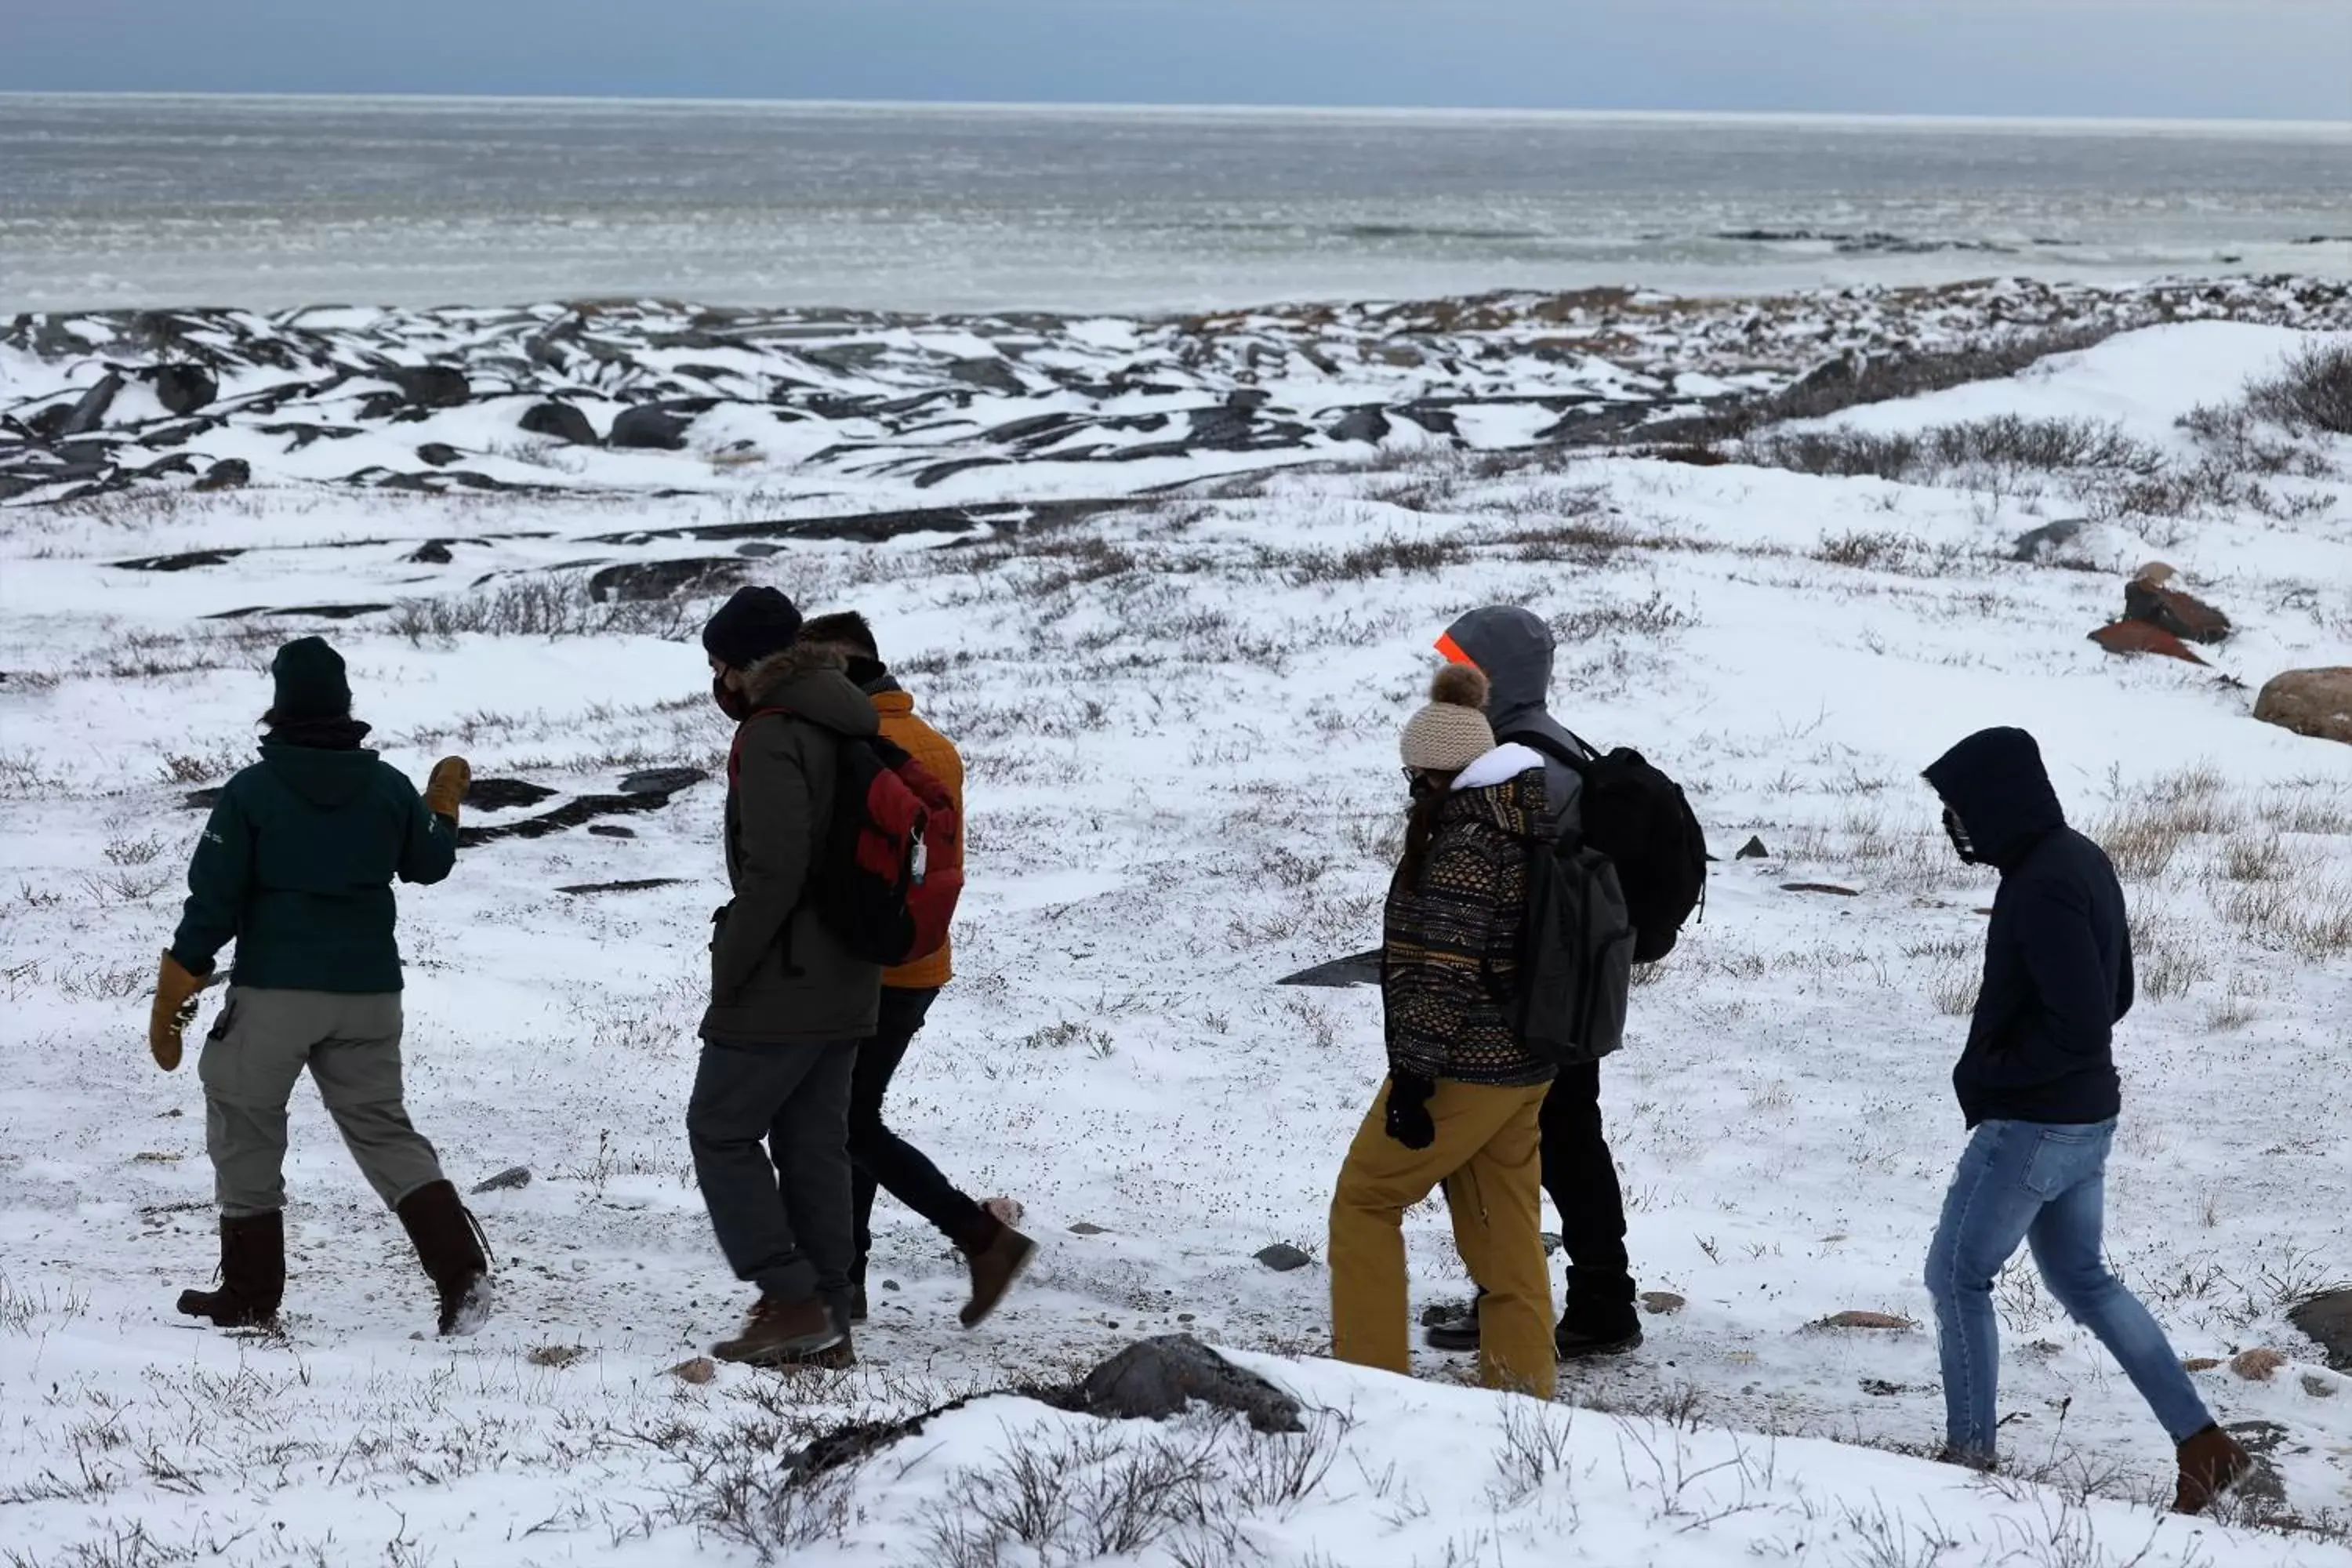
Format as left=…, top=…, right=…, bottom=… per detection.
left=2303, top=1373, right=2338, bottom=1399
left=587, top=824, right=637, bottom=839
left=1254, top=1243, right=1313, bottom=1272
left=1540, top=1231, right=1562, bottom=1255
left=669, top=1356, right=717, bottom=1385
left=1813, top=1310, right=1913, bottom=1330
left=470, top=1165, right=532, bottom=1194
left=2230, top=1347, right=2287, bottom=1382
left=619, top=767, right=707, bottom=797
left=1736, top=835, right=1769, bottom=859
left=1068, top=1221, right=1109, bottom=1236
left=1178, top=1313, right=1195, bottom=1323
left=528, top=1344, right=587, bottom=1367
left=881, top=1279, right=901, bottom=1293
left=2181, top=1356, right=2223, bottom=1372
left=1640, top=1291, right=1687, bottom=1316
left=1780, top=882, right=1860, bottom=898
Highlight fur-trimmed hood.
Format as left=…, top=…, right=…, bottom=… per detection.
left=739, top=642, right=880, bottom=739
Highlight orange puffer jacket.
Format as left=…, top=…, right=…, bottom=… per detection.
left=871, top=688, right=963, bottom=990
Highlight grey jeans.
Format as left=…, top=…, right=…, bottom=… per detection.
left=688, top=1039, right=856, bottom=1305
left=197, top=987, right=448, bottom=1218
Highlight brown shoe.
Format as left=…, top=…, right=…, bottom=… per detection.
left=394, top=1179, right=493, bottom=1336
left=177, top=1210, right=285, bottom=1329
left=2173, top=1423, right=2253, bottom=1515
left=954, top=1213, right=1038, bottom=1329
left=712, top=1295, right=849, bottom=1366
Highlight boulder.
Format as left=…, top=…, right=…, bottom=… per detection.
left=407, top=539, right=455, bottom=564
left=2124, top=580, right=2230, bottom=643
left=193, top=457, right=250, bottom=492
left=520, top=401, right=597, bottom=446
left=2089, top=619, right=2206, bottom=665
left=152, top=364, right=218, bottom=416
left=1077, top=1335, right=1305, bottom=1433
left=416, top=443, right=463, bottom=467
left=385, top=365, right=470, bottom=408
left=1253, top=1243, right=1313, bottom=1273
left=1640, top=1291, right=1687, bottom=1316
left=2009, top=517, right=2086, bottom=562
left=1812, top=1310, right=1914, bottom=1330
left=470, top=1165, right=532, bottom=1194
left=2254, top=668, right=2352, bottom=746
left=608, top=404, right=693, bottom=450
left=2288, top=1288, right=2352, bottom=1370
left=1736, top=835, right=1769, bottom=859
left=1330, top=407, right=1391, bottom=445
left=463, top=777, right=558, bottom=811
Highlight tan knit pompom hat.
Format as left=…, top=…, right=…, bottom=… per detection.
left=1399, top=662, right=1495, bottom=773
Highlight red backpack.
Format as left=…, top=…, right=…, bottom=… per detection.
left=729, top=717, right=963, bottom=967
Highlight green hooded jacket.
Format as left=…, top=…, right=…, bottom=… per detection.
left=169, top=741, right=457, bottom=993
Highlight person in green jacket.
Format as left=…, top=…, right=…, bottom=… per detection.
left=149, top=636, right=491, bottom=1336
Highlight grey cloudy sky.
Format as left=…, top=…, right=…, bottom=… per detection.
left=5, top=0, right=2348, bottom=119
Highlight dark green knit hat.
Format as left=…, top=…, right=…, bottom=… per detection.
left=270, top=637, right=352, bottom=720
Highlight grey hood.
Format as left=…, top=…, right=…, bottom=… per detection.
left=1439, top=605, right=1587, bottom=835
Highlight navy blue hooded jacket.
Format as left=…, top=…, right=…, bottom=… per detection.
left=1924, top=728, right=2132, bottom=1127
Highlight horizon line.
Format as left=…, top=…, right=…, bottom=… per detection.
left=3, top=89, right=2349, bottom=135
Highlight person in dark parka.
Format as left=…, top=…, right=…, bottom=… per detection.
left=692, top=586, right=883, bottom=1367
left=154, top=636, right=489, bottom=1336
left=1921, top=727, right=2249, bottom=1514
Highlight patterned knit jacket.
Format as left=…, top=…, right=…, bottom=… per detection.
left=1382, top=753, right=1556, bottom=1089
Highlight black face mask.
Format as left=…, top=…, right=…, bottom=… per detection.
left=1942, top=804, right=1980, bottom=865
left=1406, top=770, right=1441, bottom=803
left=712, top=672, right=752, bottom=722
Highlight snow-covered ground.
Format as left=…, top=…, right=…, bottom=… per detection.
left=2, top=318, right=2349, bottom=1566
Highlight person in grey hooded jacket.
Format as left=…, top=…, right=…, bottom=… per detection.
left=1423, top=604, right=1643, bottom=1359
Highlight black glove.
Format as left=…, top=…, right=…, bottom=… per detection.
left=1385, top=1072, right=1438, bottom=1150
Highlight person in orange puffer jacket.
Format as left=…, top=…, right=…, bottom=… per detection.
left=800, top=612, right=1036, bottom=1330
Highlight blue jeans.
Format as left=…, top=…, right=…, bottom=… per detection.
left=1925, top=1119, right=2211, bottom=1462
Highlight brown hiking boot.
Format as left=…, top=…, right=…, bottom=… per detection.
left=954, top=1212, right=1037, bottom=1329
left=2173, top=1423, right=2253, bottom=1515
left=712, top=1295, right=850, bottom=1367
left=177, top=1210, right=285, bottom=1329
left=394, top=1179, right=493, bottom=1336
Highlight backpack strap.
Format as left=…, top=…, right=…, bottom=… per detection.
left=1501, top=728, right=1599, bottom=773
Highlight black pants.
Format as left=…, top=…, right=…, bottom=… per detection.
left=848, top=986, right=982, bottom=1273
left=1541, top=1060, right=1637, bottom=1332
left=687, top=1039, right=856, bottom=1305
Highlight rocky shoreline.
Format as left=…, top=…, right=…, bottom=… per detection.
left=5, top=274, right=2350, bottom=509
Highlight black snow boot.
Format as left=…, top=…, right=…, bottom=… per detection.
left=395, top=1180, right=492, bottom=1335
left=1423, top=1295, right=1482, bottom=1352
left=177, top=1210, right=285, bottom=1329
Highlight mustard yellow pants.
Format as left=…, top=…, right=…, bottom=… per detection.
left=1328, top=1076, right=1555, bottom=1400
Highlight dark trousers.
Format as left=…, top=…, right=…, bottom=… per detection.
left=1541, top=1060, right=1637, bottom=1330
left=848, top=985, right=982, bottom=1273
left=687, top=1039, right=856, bottom=1305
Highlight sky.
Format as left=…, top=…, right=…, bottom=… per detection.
left=2, top=0, right=2349, bottom=120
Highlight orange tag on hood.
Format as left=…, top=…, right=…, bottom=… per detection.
left=1434, top=631, right=1477, bottom=667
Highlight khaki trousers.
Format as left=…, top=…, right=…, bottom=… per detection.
left=1330, top=1076, right=1555, bottom=1399
left=198, top=988, right=447, bottom=1217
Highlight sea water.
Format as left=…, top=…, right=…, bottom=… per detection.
left=2, top=93, right=2347, bottom=312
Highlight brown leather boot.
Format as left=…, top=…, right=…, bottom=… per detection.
left=177, top=1210, right=285, bottom=1329
left=394, top=1180, right=492, bottom=1336
left=2173, top=1423, right=2252, bottom=1515
left=711, top=1295, right=851, bottom=1367
left=953, top=1211, right=1037, bottom=1329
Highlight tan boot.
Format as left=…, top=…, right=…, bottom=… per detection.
left=712, top=1294, right=851, bottom=1367
left=954, top=1213, right=1038, bottom=1329
left=2173, top=1424, right=2253, bottom=1515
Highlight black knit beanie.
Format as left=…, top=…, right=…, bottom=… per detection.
left=701, top=586, right=803, bottom=670
left=270, top=636, right=352, bottom=721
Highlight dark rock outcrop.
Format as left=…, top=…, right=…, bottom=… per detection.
left=2288, top=1290, right=2352, bottom=1370
left=587, top=557, right=742, bottom=603
left=193, top=457, right=250, bottom=492
left=153, top=364, right=219, bottom=416
left=608, top=403, right=693, bottom=450
left=61, top=373, right=123, bottom=436
left=383, top=365, right=470, bottom=408
left=520, top=401, right=597, bottom=445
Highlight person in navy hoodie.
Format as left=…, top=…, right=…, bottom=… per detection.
left=1922, top=727, right=2249, bottom=1514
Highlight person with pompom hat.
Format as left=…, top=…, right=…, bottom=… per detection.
left=1327, top=662, right=1559, bottom=1399
left=155, top=636, right=488, bottom=1338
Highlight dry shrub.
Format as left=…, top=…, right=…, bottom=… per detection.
left=2247, top=341, right=2352, bottom=436
left=2224, top=873, right=2352, bottom=960
left=1928, top=959, right=1979, bottom=1016
left=2258, top=783, right=2352, bottom=838
left=2132, top=913, right=2216, bottom=1000
left=2093, top=805, right=2185, bottom=882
